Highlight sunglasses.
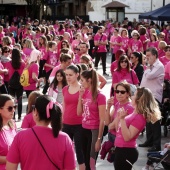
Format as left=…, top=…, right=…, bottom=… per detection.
left=120, top=60, right=128, bottom=63
left=115, top=90, right=127, bottom=94
left=133, top=34, right=138, bottom=37
left=1, top=105, right=17, bottom=112
left=165, top=49, right=170, bottom=52
left=62, top=44, right=66, bottom=46
left=4, top=51, right=10, bottom=53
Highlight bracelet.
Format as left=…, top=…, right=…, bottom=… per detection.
left=97, top=137, right=101, bottom=140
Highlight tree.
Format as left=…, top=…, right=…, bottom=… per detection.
left=24, top=0, right=46, bottom=19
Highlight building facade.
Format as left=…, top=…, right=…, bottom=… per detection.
left=87, top=0, right=170, bottom=22
left=1, top=0, right=170, bottom=22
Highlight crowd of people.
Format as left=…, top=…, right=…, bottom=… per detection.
left=0, top=16, right=170, bottom=170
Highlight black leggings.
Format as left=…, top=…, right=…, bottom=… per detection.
left=62, top=124, right=84, bottom=165
left=82, top=128, right=99, bottom=170
left=114, top=147, right=138, bottom=170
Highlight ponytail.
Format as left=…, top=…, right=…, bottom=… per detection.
left=35, top=95, right=62, bottom=138
left=91, top=69, right=98, bottom=102
left=50, top=104, right=62, bottom=138
left=81, top=69, right=99, bottom=102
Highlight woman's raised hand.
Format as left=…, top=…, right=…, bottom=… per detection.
left=118, top=107, right=127, bottom=119
left=107, top=97, right=114, bottom=109
left=79, top=86, right=85, bottom=99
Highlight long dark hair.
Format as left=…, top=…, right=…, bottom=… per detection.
left=35, top=95, right=62, bottom=138
left=0, top=94, right=14, bottom=130
left=11, top=49, right=22, bottom=69
left=50, top=69, right=67, bottom=90
left=117, top=55, right=131, bottom=72
left=132, top=52, right=143, bottom=65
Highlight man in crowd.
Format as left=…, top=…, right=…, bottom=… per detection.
left=140, top=47, right=165, bottom=152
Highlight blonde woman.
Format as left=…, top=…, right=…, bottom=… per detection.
left=113, top=87, right=161, bottom=170
left=22, top=39, right=36, bottom=62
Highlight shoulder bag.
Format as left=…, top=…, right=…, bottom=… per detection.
left=31, top=128, right=60, bottom=170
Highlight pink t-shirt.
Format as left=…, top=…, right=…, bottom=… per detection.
left=44, top=51, right=59, bottom=73
left=110, top=101, right=134, bottom=135
left=160, top=56, right=170, bottom=67
left=110, top=61, right=118, bottom=75
left=21, top=112, right=35, bottom=128
left=23, top=48, right=33, bottom=58
left=7, top=126, right=76, bottom=170
left=112, top=69, right=139, bottom=85
left=94, top=33, right=107, bottom=52
left=24, top=63, right=39, bottom=91
left=129, top=39, right=143, bottom=53
left=148, top=41, right=159, bottom=50
left=58, top=29, right=65, bottom=35
left=82, top=90, right=106, bottom=129
left=121, top=37, right=129, bottom=52
left=0, top=127, right=16, bottom=170
left=110, top=35, right=122, bottom=54
left=5, top=61, right=25, bottom=80
left=140, top=35, right=148, bottom=51
left=39, top=46, right=48, bottom=60
left=62, top=86, right=82, bottom=125
left=165, top=61, right=170, bottom=80
left=22, top=33, right=33, bottom=40
left=115, top=113, right=146, bottom=148
left=158, top=49, right=165, bottom=58
left=0, top=32, right=4, bottom=45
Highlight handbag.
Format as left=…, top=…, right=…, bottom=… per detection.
left=31, top=128, right=60, bottom=170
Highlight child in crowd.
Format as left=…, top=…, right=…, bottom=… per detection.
left=48, top=69, right=67, bottom=104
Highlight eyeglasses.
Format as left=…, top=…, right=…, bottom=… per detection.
left=4, top=51, right=10, bottom=53
left=120, top=60, right=128, bottom=63
left=115, top=90, right=127, bottom=94
left=1, top=105, right=17, bottom=112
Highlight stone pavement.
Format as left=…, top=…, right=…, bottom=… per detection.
left=15, top=53, right=170, bottom=170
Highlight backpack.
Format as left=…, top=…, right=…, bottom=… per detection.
left=9, top=71, right=22, bottom=89
left=20, top=69, right=30, bottom=87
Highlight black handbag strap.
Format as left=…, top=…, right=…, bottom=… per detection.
left=31, top=128, right=60, bottom=170
left=99, top=34, right=103, bottom=41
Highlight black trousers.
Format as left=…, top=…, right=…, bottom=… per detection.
left=114, top=147, right=138, bottom=170
left=43, top=69, right=52, bottom=94
left=94, top=52, right=107, bottom=74
left=8, top=87, right=23, bottom=119
left=145, top=99, right=162, bottom=149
